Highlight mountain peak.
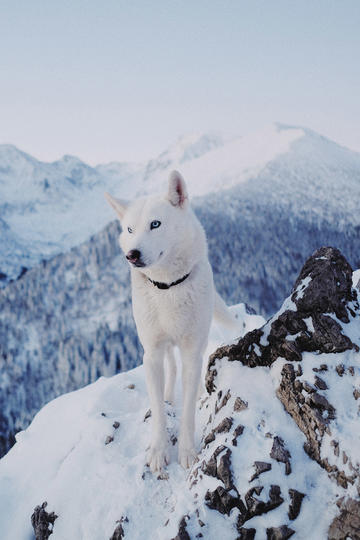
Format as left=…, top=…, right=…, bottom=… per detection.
left=57, top=154, right=85, bottom=164
left=0, top=144, right=36, bottom=165
left=157, top=132, right=225, bottom=164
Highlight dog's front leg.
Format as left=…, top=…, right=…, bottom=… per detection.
left=178, top=344, right=203, bottom=469
left=143, top=344, right=169, bottom=472
left=164, top=345, right=177, bottom=404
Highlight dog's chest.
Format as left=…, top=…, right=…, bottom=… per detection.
left=131, top=276, right=211, bottom=344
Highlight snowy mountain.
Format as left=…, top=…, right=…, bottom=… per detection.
left=0, top=133, right=224, bottom=284
left=200, top=126, right=360, bottom=314
left=1, top=123, right=359, bottom=289
left=0, top=249, right=359, bottom=540
left=1, top=124, right=360, bottom=459
left=4, top=123, right=359, bottom=286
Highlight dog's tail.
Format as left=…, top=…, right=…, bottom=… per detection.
left=213, top=290, right=240, bottom=331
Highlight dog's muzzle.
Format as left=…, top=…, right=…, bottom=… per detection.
left=126, top=249, right=145, bottom=267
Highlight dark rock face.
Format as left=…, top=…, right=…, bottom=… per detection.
left=266, top=525, right=295, bottom=539
left=204, top=417, right=233, bottom=446
left=171, top=516, right=191, bottom=540
left=270, top=437, right=291, bottom=475
left=31, top=502, right=57, bottom=540
left=110, top=516, right=128, bottom=539
left=234, top=397, right=248, bottom=412
left=288, top=489, right=305, bottom=520
left=237, top=527, right=256, bottom=540
left=204, top=482, right=284, bottom=525
left=232, top=424, right=245, bottom=446
left=277, top=361, right=359, bottom=489
left=291, top=246, right=354, bottom=323
left=238, top=484, right=284, bottom=527
left=328, top=497, right=360, bottom=540
left=250, top=461, right=272, bottom=482
left=206, top=247, right=359, bottom=393
left=110, top=523, right=125, bottom=540
left=205, top=485, right=242, bottom=515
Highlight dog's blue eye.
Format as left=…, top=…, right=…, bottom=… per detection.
left=150, top=220, right=161, bottom=230
left=127, top=227, right=133, bottom=234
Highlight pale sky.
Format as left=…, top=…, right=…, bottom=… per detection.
left=0, top=0, right=359, bottom=164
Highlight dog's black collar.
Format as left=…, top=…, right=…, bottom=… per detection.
left=148, top=272, right=190, bottom=290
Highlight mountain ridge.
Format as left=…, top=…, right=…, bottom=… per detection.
left=2, top=123, right=359, bottom=285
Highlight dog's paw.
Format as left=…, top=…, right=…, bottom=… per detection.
left=146, top=445, right=170, bottom=473
left=178, top=446, right=197, bottom=470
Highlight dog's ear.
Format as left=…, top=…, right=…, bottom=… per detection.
left=167, top=170, right=188, bottom=208
left=104, top=192, right=128, bottom=221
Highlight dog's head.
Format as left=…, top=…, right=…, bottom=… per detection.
left=105, top=171, right=191, bottom=270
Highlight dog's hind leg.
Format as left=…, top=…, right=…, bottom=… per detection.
left=164, top=345, right=177, bottom=404
left=143, top=343, right=169, bottom=472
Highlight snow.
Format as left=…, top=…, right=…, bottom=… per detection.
left=353, top=269, right=360, bottom=289
left=259, top=294, right=297, bottom=347
left=0, top=304, right=264, bottom=540
left=178, top=123, right=304, bottom=197
left=1, top=124, right=360, bottom=538
left=299, top=346, right=360, bottom=495
left=303, top=316, right=315, bottom=333
left=293, top=276, right=312, bottom=300
left=1, top=295, right=358, bottom=539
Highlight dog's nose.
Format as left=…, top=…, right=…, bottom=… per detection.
left=126, top=249, right=141, bottom=263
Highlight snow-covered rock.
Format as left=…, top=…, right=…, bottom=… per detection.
left=200, top=247, right=360, bottom=539
left=0, top=249, right=359, bottom=540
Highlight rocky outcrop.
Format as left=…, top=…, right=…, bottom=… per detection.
left=177, top=248, right=360, bottom=539
left=31, top=502, right=57, bottom=540
left=276, top=362, right=359, bottom=489
left=171, top=516, right=191, bottom=540
left=110, top=516, right=128, bottom=539
left=328, top=497, right=360, bottom=540
left=183, top=386, right=303, bottom=537
left=207, top=247, right=359, bottom=391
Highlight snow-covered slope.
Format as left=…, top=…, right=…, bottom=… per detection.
left=1, top=249, right=359, bottom=540
left=0, top=304, right=264, bottom=540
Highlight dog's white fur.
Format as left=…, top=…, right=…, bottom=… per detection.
left=105, top=171, right=238, bottom=471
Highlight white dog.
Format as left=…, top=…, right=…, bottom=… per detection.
left=105, top=171, right=238, bottom=472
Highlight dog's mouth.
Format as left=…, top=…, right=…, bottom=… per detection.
left=128, top=251, right=163, bottom=269
left=131, top=260, right=146, bottom=268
